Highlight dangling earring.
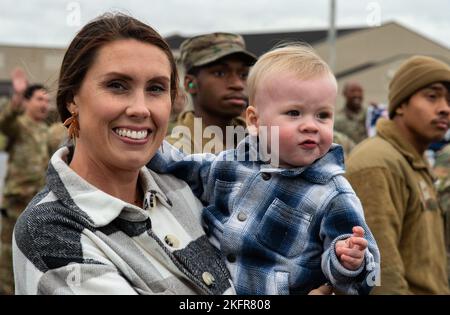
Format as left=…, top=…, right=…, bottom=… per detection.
left=63, top=111, right=79, bottom=144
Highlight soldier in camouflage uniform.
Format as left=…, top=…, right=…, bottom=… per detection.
left=334, top=82, right=367, bottom=144
left=433, top=144, right=450, bottom=286
left=0, top=84, right=52, bottom=295
left=47, top=122, right=68, bottom=154
left=0, top=98, right=9, bottom=151
left=166, top=33, right=257, bottom=154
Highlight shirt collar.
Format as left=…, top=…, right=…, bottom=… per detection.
left=376, top=118, right=430, bottom=170
left=48, top=147, right=170, bottom=227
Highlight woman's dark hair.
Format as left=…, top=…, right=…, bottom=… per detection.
left=57, top=13, right=178, bottom=123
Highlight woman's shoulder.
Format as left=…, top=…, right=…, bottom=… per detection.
left=17, top=186, right=91, bottom=234
left=14, top=187, right=91, bottom=270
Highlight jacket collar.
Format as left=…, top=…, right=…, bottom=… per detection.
left=47, top=146, right=170, bottom=228
left=236, top=135, right=345, bottom=184
left=376, top=118, right=430, bottom=170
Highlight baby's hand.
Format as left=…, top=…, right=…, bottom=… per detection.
left=335, top=226, right=368, bottom=270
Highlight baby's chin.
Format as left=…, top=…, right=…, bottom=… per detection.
left=278, top=152, right=328, bottom=168
left=273, top=159, right=312, bottom=169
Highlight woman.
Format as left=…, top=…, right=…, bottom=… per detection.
left=12, top=13, right=234, bottom=295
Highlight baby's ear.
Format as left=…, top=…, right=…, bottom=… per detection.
left=246, top=105, right=259, bottom=136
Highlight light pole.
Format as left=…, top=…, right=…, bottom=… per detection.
left=327, top=0, right=336, bottom=73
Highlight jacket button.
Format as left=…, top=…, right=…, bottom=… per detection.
left=202, top=272, right=215, bottom=286
left=261, top=173, right=271, bottom=180
left=164, top=234, right=180, bottom=248
left=227, top=254, right=236, bottom=263
left=237, top=212, right=247, bottom=222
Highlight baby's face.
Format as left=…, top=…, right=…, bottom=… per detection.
left=253, top=72, right=337, bottom=168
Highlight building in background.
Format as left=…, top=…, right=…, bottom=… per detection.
left=1, top=21, right=449, bottom=110
left=166, top=21, right=450, bottom=110
left=0, top=45, right=64, bottom=97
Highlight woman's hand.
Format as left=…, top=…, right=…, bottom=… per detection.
left=308, top=283, right=334, bottom=295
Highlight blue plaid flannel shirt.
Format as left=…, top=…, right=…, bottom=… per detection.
left=148, top=136, right=380, bottom=295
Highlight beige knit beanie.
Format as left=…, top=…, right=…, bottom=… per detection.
left=388, top=56, right=450, bottom=118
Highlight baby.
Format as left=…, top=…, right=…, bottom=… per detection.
left=149, top=44, right=380, bottom=295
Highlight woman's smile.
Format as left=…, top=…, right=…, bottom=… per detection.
left=112, top=126, right=152, bottom=144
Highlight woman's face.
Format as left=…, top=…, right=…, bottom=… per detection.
left=71, top=38, right=172, bottom=172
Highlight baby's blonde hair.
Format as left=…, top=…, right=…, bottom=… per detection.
left=247, top=43, right=336, bottom=106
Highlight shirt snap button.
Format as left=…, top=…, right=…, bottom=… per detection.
left=227, top=254, right=236, bottom=263
left=202, top=272, right=215, bottom=286
left=237, top=212, right=247, bottom=222
left=164, top=234, right=180, bottom=248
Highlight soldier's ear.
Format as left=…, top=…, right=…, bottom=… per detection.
left=184, top=75, right=198, bottom=95
left=395, top=105, right=405, bottom=116
left=395, top=99, right=410, bottom=116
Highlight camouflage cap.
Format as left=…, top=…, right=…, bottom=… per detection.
left=180, top=32, right=257, bottom=72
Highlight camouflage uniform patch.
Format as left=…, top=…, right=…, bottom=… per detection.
left=333, top=130, right=356, bottom=159
left=334, top=108, right=367, bottom=144
left=0, top=101, right=58, bottom=294
left=433, top=144, right=450, bottom=286
left=47, top=122, right=68, bottom=154
left=166, top=111, right=246, bottom=154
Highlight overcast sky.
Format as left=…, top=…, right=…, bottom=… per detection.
left=0, top=0, right=449, bottom=49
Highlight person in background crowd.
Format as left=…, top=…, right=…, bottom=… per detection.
left=346, top=56, right=450, bottom=294
left=365, top=101, right=388, bottom=138
left=166, top=32, right=256, bottom=154
left=333, top=130, right=356, bottom=159
left=334, top=82, right=367, bottom=144
left=166, top=87, right=187, bottom=135
left=432, top=137, right=450, bottom=287
left=0, top=70, right=51, bottom=294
